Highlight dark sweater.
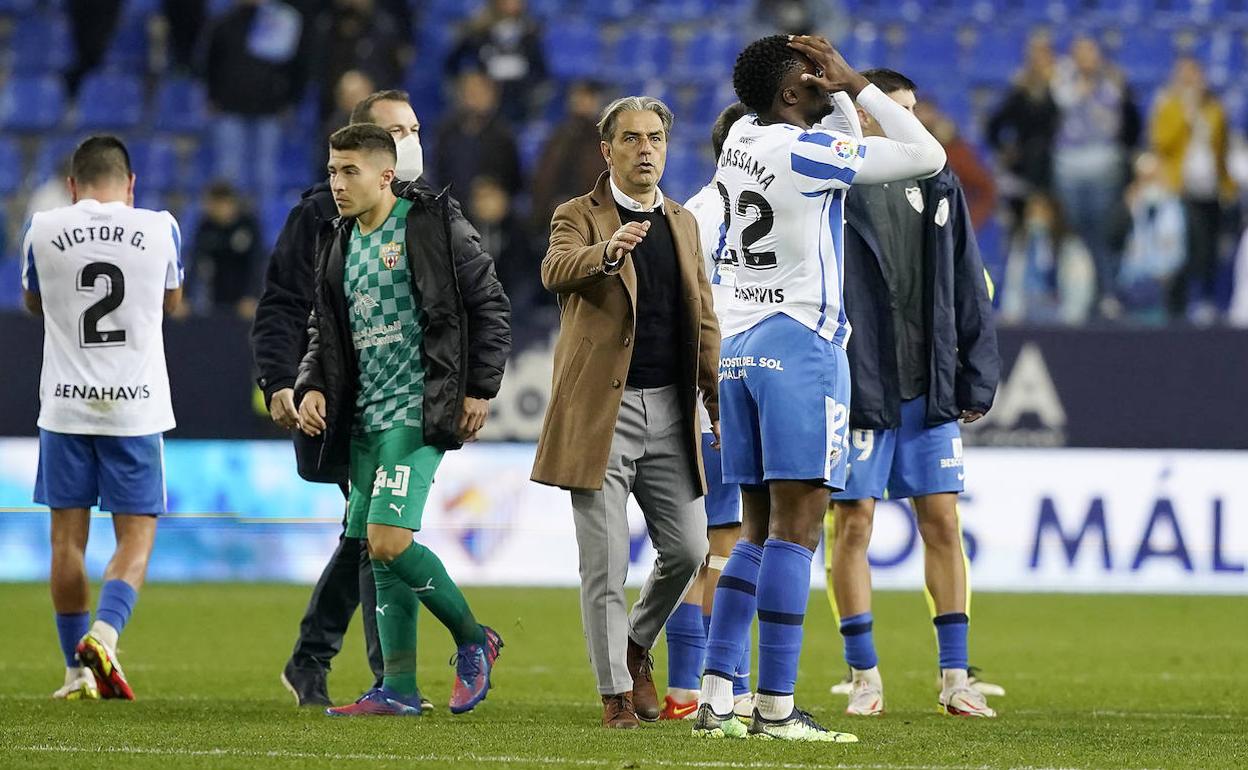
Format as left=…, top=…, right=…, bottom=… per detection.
left=618, top=205, right=680, bottom=388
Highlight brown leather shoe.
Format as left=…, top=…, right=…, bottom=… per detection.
left=626, top=639, right=661, bottom=722
left=602, top=692, right=639, bottom=728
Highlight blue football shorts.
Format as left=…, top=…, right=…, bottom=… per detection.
left=719, top=313, right=851, bottom=491
left=700, top=432, right=741, bottom=528
left=833, top=396, right=965, bottom=501
left=34, top=429, right=167, bottom=514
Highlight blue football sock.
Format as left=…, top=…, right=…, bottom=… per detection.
left=704, top=541, right=763, bottom=681
left=95, top=579, right=138, bottom=636
left=702, top=612, right=712, bottom=639
left=664, top=602, right=706, bottom=690
left=756, top=538, right=814, bottom=696
left=840, top=611, right=879, bottom=670
left=733, top=634, right=752, bottom=696
left=934, top=612, right=969, bottom=670
left=55, top=612, right=89, bottom=667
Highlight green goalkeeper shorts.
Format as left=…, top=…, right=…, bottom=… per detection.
left=346, top=425, right=444, bottom=538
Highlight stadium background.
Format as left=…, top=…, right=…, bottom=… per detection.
left=0, top=0, right=1245, bottom=593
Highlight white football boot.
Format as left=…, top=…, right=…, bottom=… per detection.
left=52, top=667, right=99, bottom=700
left=845, top=666, right=884, bottom=716
left=939, top=669, right=997, bottom=717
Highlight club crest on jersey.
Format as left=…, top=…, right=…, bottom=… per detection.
left=833, top=139, right=857, bottom=160
left=381, top=242, right=401, bottom=268
left=906, top=185, right=924, bottom=213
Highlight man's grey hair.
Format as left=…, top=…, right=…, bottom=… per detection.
left=597, top=96, right=674, bottom=142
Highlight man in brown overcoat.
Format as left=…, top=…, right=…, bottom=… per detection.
left=531, top=95, right=721, bottom=729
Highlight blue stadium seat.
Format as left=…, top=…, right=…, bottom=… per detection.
left=603, top=29, right=673, bottom=81
left=839, top=24, right=886, bottom=70
left=675, top=28, right=744, bottom=83
left=76, top=73, right=145, bottom=129
left=517, top=121, right=550, bottom=175
left=0, top=76, right=68, bottom=132
left=0, top=138, right=22, bottom=195
left=30, top=135, right=78, bottom=186
left=1114, top=28, right=1175, bottom=88
left=102, top=14, right=150, bottom=71
left=10, top=13, right=74, bottom=74
left=542, top=18, right=600, bottom=80
left=130, top=137, right=180, bottom=193
left=154, top=76, right=209, bottom=134
left=583, top=0, right=642, bottom=21
left=965, top=26, right=1029, bottom=85
left=0, top=0, right=40, bottom=13
left=893, top=25, right=961, bottom=85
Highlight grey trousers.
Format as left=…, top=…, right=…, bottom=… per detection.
left=571, top=385, right=709, bottom=695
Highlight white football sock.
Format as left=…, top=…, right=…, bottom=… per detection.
left=941, top=668, right=969, bottom=691
left=90, top=620, right=119, bottom=653
left=851, top=666, right=883, bottom=689
left=756, top=692, right=794, bottom=721
left=699, top=673, right=734, bottom=714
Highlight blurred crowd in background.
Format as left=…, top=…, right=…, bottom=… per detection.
left=4, top=0, right=1248, bottom=338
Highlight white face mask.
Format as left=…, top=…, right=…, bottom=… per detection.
left=394, top=133, right=424, bottom=181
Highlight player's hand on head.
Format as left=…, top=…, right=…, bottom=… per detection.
left=298, top=390, right=327, bottom=436
left=606, top=220, right=650, bottom=264
left=458, top=397, right=490, bottom=441
left=787, top=35, right=868, bottom=97
left=270, top=388, right=300, bottom=430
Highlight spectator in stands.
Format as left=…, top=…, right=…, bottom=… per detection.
left=917, top=101, right=997, bottom=232
left=1050, top=36, right=1141, bottom=319
left=1150, top=56, right=1236, bottom=324
left=318, top=69, right=377, bottom=176
left=986, top=33, right=1059, bottom=235
left=191, top=182, right=264, bottom=318
left=1119, top=153, right=1186, bottom=325
left=200, top=0, right=310, bottom=196
left=446, top=0, right=547, bottom=122
left=1001, top=193, right=1094, bottom=326
left=433, top=71, right=523, bottom=214
left=530, top=80, right=606, bottom=233
left=161, top=0, right=207, bottom=73
left=313, top=0, right=410, bottom=123
left=65, top=0, right=124, bottom=97
left=470, top=176, right=549, bottom=332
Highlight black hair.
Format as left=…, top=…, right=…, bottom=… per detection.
left=349, top=89, right=411, bottom=125
left=711, top=102, right=750, bottom=160
left=329, top=123, right=398, bottom=163
left=70, top=135, right=131, bottom=185
left=732, top=35, right=804, bottom=114
left=860, top=68, right=918, bottom=95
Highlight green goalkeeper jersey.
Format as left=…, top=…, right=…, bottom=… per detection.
left=344, top=197, right=425, bottom=434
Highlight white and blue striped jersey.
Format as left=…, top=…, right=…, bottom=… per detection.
left=22, top=199, right=183, bottom=436
left=713, top=113, right=867, bottom=348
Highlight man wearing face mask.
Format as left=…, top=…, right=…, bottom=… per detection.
left=251, top=89, right=455, bottom=708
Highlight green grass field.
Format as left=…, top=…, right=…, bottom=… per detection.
left=1, top=583, right=1245, bottom=769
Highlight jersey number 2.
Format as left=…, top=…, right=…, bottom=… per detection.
left=78, top=262, right=127, bottom=347
left=717, top=183, right=777, bottom=270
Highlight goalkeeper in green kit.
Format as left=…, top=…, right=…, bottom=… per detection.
left=297, top=123, right=511, bottom=717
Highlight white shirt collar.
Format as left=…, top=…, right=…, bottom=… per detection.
left=609, top=175, right=665, bottom=213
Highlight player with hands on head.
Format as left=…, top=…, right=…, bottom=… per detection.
left=692, top=34, right=945, bottom=742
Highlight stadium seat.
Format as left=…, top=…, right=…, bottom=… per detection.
left=102, top=14, right=150, bottom=71
left=516, top=122, right=551, bottom=175
left=129, top=137, right=181, bottom=193
left=1113, top=28, right=1175, bottom=88
left=153, top=77, right=210, bottom=134
left=965, top=26, right=1029, bottom=85
left=76, top=73, right=145, bottom=130
left=0, top=76, right=68, bottom=132
left=29, top=135, right=78, bottom=185
left=675, top=28, right=744, bottom=83
left=542, top=18, right=600, bottom=80
left=0, top=0, right=40, bottom=13
left=603, top=29, right=673, bottom=82
left=10, top=13, right=74, bottom=75
left=0, top=139, right=22, bottom=195
left=893, top=25, right=962, bottom=85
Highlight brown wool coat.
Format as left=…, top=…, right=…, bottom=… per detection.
left=531, top=172, right=721, bottom=492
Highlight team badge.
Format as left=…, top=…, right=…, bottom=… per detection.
left=381, top=242, right=402, bottom=268
left=906, top=185, right=924, bottom=214
left=832, top=138, right=857, bottom=160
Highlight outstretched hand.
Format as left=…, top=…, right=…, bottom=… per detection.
left=787, top=35, right=869, bottom=98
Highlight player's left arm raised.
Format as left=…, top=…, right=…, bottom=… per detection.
left=448, top=203, right=512, bottom=440
left=947, top=176, right=999, bottom=422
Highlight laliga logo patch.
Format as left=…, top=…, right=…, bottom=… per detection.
left=381, top=241, right=402, bottom=269
left=833, top=139, right=857, bottom=161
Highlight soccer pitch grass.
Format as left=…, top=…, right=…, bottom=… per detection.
left=1, top=584, right=1245, bottom=770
